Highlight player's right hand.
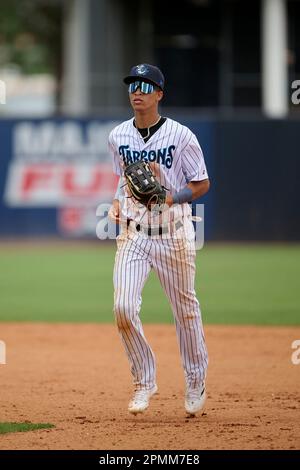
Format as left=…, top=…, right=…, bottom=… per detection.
left=108, top=199, right=121, bottom=223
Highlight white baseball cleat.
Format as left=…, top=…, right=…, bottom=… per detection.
left=128, top=385, right=158, bottom=414
left=185, top=385, right=206, bottom=416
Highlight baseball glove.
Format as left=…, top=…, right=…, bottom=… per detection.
left=124, top=159, right=166, bottom=210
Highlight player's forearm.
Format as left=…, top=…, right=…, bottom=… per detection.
left=167, top=179, right=210, bottom=206
left=114, top=176, right=124, bottom=200
left=188, top=179, right=210, bottom=200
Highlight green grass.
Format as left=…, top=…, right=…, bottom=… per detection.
left=0, top=243, right=299, bottom=325
left=0, top=422, right=54, bottom=434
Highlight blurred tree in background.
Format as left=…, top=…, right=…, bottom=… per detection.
left=0, top=0, right=62, bottom=98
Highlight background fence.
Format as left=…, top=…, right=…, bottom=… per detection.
left=0, top=116, right=298, bottom=240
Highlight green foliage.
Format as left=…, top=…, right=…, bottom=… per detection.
left=0, top=422, right=54, bottom=434
left=0, top=0, right=62, bottom=74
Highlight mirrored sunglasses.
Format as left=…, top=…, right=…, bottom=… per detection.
left=128, top=81, right=156, bottom=94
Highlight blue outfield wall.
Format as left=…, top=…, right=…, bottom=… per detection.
left=0, top=116, right=298, bottom=241
left=0, top=118, right=120, bottom=238
left=214, top=119, right=299, bottom=241
left=0, top=119, right=57, bottom=236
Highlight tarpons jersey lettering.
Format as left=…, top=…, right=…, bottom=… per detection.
left=118, top=144, right=175, bottom=168
left=109, top=118, right=208, bottom=186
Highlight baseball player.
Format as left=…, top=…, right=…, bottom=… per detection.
left=108, top=64, right=210, bottom=416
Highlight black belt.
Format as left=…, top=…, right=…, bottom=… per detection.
left=126, top=218, right=183, bottom=236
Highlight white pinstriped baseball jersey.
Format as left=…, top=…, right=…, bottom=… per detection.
left=109, top=116, right=209, bottom=394
left=109, top=117, right=208, bottom=225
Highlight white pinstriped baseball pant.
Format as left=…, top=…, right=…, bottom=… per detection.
left=113, top=221, right=208, bottom=391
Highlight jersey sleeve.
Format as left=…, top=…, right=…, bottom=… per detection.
left=108, top=130, right=122, bottom=176
left=181, top=132, right=209, bottom=182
